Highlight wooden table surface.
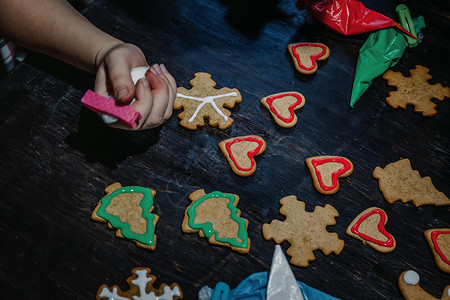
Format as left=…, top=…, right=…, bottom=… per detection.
left=1, top=0, right=449, bottom=299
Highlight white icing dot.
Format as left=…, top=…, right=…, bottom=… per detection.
left=403, top=270, right=420, bottom=285
left=447, top=288, right=450, bottom=297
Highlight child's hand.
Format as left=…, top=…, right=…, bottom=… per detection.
left=94, top=43, right=176, bottom=130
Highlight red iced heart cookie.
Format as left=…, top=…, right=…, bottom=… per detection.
left=287, top=42, right=330, bottom=75
left=424, top=228, right=450, bottom=274
left=346, top=207, right=396, bottom=253
left=306, top=155, right=353, bottom=195
left=261, top=91, right=305, bottom=128
left=219, top=135, right=266, bottom=177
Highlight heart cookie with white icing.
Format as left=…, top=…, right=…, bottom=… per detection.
left=306, top=155, right=353, bottom=195
left=287, top=42, right=330, bottom=75
left=346, top=207, right=396, bottom=253
left=261, top=91, right=305, bottom=128
left=219, top=135, right=266, bottom=177
left=174, top=72, right=241, bottom=130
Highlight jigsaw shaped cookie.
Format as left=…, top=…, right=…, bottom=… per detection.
left=261, top=92, right=305, bottom=128
left=91, top=182, right=159, bottom=250
left=174, top=72, right=241, bottom=130
left=306, top=155, right=353, bottom=195
left=287, top=42, right=330, bottom=74
left=262, top=195, right=344, bottom=267
left=383, top=65, right=450, bottom=116
left=219, top=135, right=266, bottom=177
left=398, top=270, right=450, bottom=300
left=373, top=158, right=450, bottom=207
left=424, top=228, right=450, bottom=274
left=346, top=207, right=396, bottom=253
left=182, top=189, right=250, bottom=253
left=96, top=267, right=183, bottom=300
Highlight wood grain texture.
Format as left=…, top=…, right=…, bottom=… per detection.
left=0, top=0, right=449, bottom=299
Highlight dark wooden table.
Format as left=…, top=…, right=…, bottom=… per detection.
left=1, top=0, right=449, bottom=299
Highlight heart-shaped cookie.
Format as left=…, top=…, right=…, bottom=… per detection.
left=424, top=228, right=450, bottom=274
left=346, top=207, right=396, bottom=253
left=306, top=156, right=353, bottom=195
left=261, top=92, right=305, bottom=128
left=219, top=135, right=266, bottom=177
left=287, top=42, right=330, bottom=74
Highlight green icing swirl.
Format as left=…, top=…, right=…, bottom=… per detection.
left=97, top=186, right=156, bottom=246
left=187, top=191, right=248, bottom=248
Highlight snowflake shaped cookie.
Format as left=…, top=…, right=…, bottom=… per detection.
left=96, top=267, right=183, bottom=300
left=262, top=195, right=344, bottom=267
left=383, top=65, right=450, bottom=116
left=174, top=72, right=241, bottom=130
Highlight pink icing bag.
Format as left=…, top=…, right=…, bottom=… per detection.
left=80, top=89, right=142, bottom=128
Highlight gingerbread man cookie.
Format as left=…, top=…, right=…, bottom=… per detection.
left=398, top=270, right=450, bottom=300
left=96, top=267, right=183, bottom=300
left=262, top=195, right=344, bottom=267
left=91, top=182, right=159, bottom=250
left=287, top=42, right=330, bottom=74
left=383, top=65, right=450, bottom=116
left=174, top=72, right=242, bottom=130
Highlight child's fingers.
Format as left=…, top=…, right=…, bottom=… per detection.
left=104, top=56, right=135, bottom=105
left=142, top=70, right=170, bottom=128
left=160, top=64, right=177, bottom=119
left=131, top=78, right=154, bottom=129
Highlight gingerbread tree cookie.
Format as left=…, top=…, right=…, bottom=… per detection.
left=174, top=72, right=242, bottom=130
left=91, top=182, right=159, bottom=250
left=373, top=158, right=450, bottom=207
left=96, top=267, right=183, bottom=300
left=383, top=65, right=450, bottom=116
left=182, top=189, right=250, bottom=253
left=262, top=195, right=344, bottom=267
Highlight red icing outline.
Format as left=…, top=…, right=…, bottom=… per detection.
left=266, top=93, right=304, bottom=123
left=351, top=208, right=394, bottom=247
left=431, top=230, right=450, bottom=265
left=311, top=157, right=352, bottom=191
left=291, top=43, right=328, bottom=71
left=225, top=137, right=264, bottom=172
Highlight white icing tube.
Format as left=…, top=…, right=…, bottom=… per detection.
left=101, top=66, right=150, bottom=124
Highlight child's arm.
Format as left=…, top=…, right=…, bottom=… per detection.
left=0, top=0, right=176, bottom=130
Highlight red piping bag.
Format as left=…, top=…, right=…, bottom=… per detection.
left=296, top=0, right=417, bottom=39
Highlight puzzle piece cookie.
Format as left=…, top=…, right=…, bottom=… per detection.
left=306, top=156, right=353, bottom=195
left=91, top=182, right=159, bottom=250
left=373, top=158, right=450, bottom=207
left=219, top=135, right=266, bottom=177
left=182, top=189, right=250, bottom=253
left=96, top=267, right=183, bottom=300
left=174, top=72, right=241, bottom=130
left=383, top=65, right=450, bottom=116
left=398, top=270, right=450, bottom=300
left=287, top=42, right=330, bottom=74
left=261, top=92, right=305, bottom=128
left=346, top=207, right=396, bottom=253
left=424, top=228, right=450, bottom=274
left=262, top=195, right=344, bottom=267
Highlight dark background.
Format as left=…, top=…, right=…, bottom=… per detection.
left=0, top=0, right=449, bottom=299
